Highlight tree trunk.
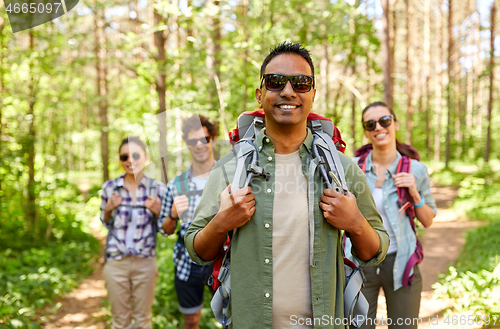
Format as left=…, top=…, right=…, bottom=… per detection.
left=0, top=17, right=4, bottom=213
left=68, top=114, right=74, bottom=171
left=242, top=0, right=249, bottom=112
left=485, top=0, right=496, bottom=162
left=434, top=0, right=444, bottom=162
left=331, top=83, right=344, bottom=125
left=474, top=9, right=483, bottom=136
left=445, top=0, right=454, bottom=168
left=390, top=1, right=397, bottom=105
left=320, top=41, right=330, bottom=116
left=80, top=91, right=87, bottom=172
left=405, top=0, right=414, bottom=144
left=351, top=90, right=356, bottom=154
left=466, top=63, right=474, bottom=147
left=154, top=10, right=168, bottom=182
left=27, top=32, right=37, bottom=237
left=207, top=0, right=222, bottom=114
left=381, top=0, right=393, bottom=108
left=424, top=0, right=432, bottom=155
left=94, top=8, right=109, bottom=182
left=349, top=11, right=358, bottom=154
left=465, top=7, right=475, bottom=150
left=134, top=0, right=142, bottom=62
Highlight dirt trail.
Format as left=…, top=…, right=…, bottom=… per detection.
left=39, top=182, right=481, bottom=328
left=39, top=216, right=108, bottom=329
left=374, top=184, right=484, bottom=329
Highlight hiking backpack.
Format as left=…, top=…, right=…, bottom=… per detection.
left=355, top=143, right=424, bottom=288
left=209, top=110, right=368, bottom=329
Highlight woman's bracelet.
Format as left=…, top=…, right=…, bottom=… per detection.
left=414, top=195, right=425, bottom=208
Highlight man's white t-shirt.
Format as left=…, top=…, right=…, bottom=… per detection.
left=272, top=150, right=313, bottom=328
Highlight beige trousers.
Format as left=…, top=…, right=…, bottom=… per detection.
left=103, top=256, right=158, bottom=329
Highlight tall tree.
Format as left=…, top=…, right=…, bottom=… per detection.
left=154, top=8, right=168, bottom=182
left=424, top=0, right=432, bottom=154
left=0, top=16, right=4, bottom=213
left=434, top=0, right=444, bottom=162
left=474, top=6, right=483, bottom=134
left=465, top=1, right=476, bottom=150
left=381, top=0, right=394, bottom=108
left=94, top=5, right=109, bottom=182
left=405, top=0, right=414, bottom=144
left=485, top=0, right=496, bottom=162
left=27, top=31, right=38, bottom=237
left=241, top=0, right=250, bottom=112
left=348, top=8, right=358, bottom=154
left=206, top=0, right=227, bottom=133
left=445, top=0, right=454, bottom=168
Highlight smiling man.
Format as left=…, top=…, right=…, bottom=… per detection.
left=159, top=115, right=218, bottom=329
left=185, top=42, right=389, bottom=328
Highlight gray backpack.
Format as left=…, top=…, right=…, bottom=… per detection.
left=211, top=110, right=368, bottom=328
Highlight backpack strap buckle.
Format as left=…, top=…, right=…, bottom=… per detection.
left=310, top=119, right=323, bottom=133
left=248, top=163, right=270, bottom=181
left=218, top=265, right=230, bottom=284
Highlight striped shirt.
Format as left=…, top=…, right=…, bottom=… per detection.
left=100, top=174, right=167, bottom=261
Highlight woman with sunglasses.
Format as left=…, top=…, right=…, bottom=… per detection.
left=352, top=102, right=436, bottom=329
left=100, top=136, right=167, bottom=329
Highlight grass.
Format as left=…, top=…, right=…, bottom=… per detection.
left=0, top=180, right=101, bottom=328
left=433, top=163, right=500, bottom=316
left=0, top=228, right=100, bottom=328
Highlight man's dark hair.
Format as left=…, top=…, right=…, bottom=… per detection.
left=260, top=42, right=315, bottom=78
left=182, top=115, right=219, bottom=140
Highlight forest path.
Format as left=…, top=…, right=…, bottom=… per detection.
left=375, top=183, right=485, bottom=329
left=39, top=216, right=108, bottom=329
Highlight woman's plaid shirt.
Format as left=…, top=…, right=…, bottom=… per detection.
left=100, top=174, right=167, bottom=261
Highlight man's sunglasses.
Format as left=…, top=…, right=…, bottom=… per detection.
left=186, top=136, right=211, bottom=147
left=120, top=152, right=141, bottom=161
left=260, top=74, right=315, bottom=93
left=362, top=115, right=394, bottom=131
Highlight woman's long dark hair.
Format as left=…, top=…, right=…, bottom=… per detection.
left=362, top=102, right=420, bottom=160
left=119, top=136, right=147, bottom=154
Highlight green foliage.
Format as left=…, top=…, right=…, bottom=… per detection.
left=452, top=165, right=500, bottom=223
left=434, top=263, right=500, bottom=314
left=0, top=182, right=100, bottom=327
left=430, top=168, right=466, bottom=187
left=433, top=166, right=500, bottom=316
left=0, top=240, right=100, bottom=327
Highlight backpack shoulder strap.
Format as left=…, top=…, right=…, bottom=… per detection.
left=396, top=155, right=417, bottom=229
left=231, top=139, right=269, bottom=191
left=397, top=156, right=424, bottom=288
left=310, top=120, right=348, bottom=193
left=357, top=151, right=371, bottom=173
left=174, top=172, right=189, bottom=195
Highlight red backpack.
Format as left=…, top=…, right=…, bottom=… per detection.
left=355, top=143, right=423, bottom=288
left=228, top=110, right=346, bottom=152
